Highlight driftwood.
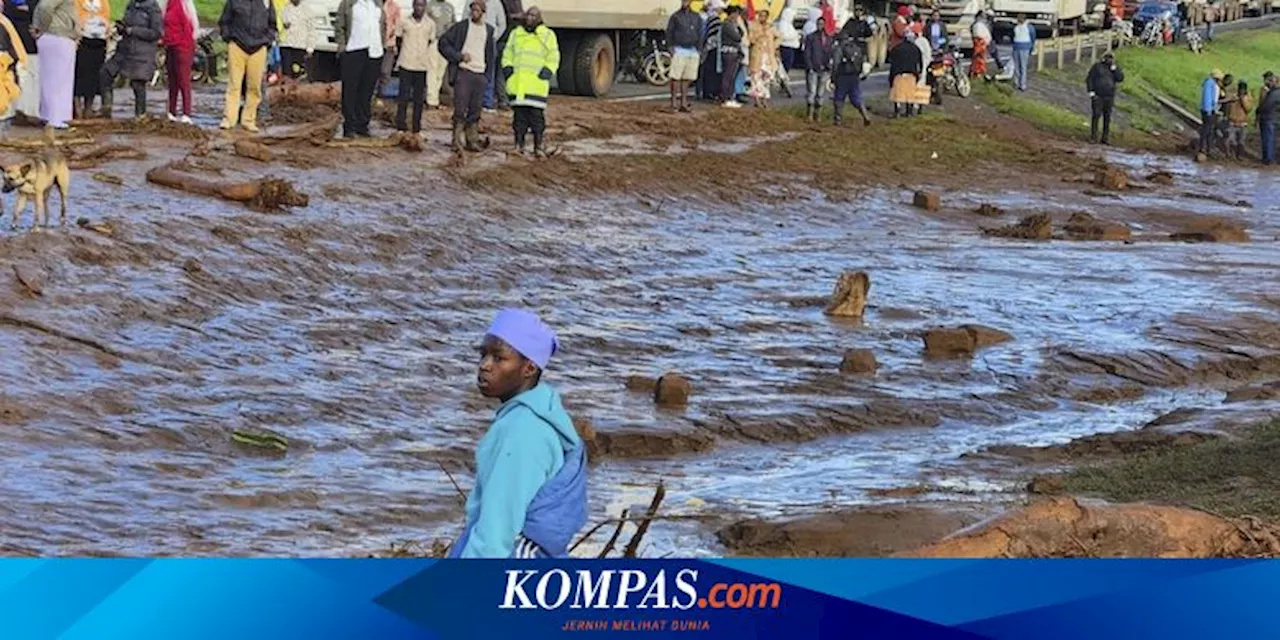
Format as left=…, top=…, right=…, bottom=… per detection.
left=624, top=480, right=666, bottom=558
left=268, top=81, right=341, bottom=106
left=0, top=133, right=94, bottom=150
left=144, top=162, right=309, bottom=212
left=11, top=264, right=43, bottom=297
left=324, top=132, right=423, bottom=152
left=233, top=139, right=275, bottom=162
left=68, top=144, right=147, bottom=169
left=598, top=509, right=631, bottom=559
left=258, top=115, right=340, bottom=146
left=91, top=172, right=124, bottom=186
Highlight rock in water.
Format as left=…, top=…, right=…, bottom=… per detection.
left=982, top=213, right=1052, bottom=240
left=912, top=191, right=941, bottom=211
left=1146, top=171, right=1175, bottom=185
left=824, top=271, right=871, bottom=318
left=654, top=373, right=691, bottom=407
left=1170, top=218, right=1249, bottom=243
left=1063, top=212, right=1131, bottom=241
left=1096, top=166, right=1129, bottom=190
left=973, top=203, right=1006, bottom=217
left=924, top=325, right=1014, bottom=357
left=840, top=349, right=878, bottom=375
left=625, top=375, right=657, bottom=393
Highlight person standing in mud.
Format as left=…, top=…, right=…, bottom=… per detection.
left=698, top=0, right=724, bottom=103
left=717, top=4, right=743, bottom=109
left=801, top=15, right=831, bottom=122
left=438, top=0, right=495, bottom=151
left=1224, top=80, right=1252, bottom=161
left=1086, top=51, right=1123, bottom=145
left=1199, top=69, right=1225, bottom=156
left=393, top=0, right=435, bottom=134
left=334, top=0, right=386, bottom=138
left=424, top=0, right=453, bottom=108
left=887, top=29, right=922, bottom=118
left=1258, top=72, right=1278, bottom=165
left=502, top=5, right=557, bottom=156
left=448, top=309, right=587, bottom=559
left=101, top=0, right=162, bottom=120
left=832, top=18, right=870, bottom=127
left=218, top=0, right=277, bottom=131
left=665, top=0, right=700, bottom=112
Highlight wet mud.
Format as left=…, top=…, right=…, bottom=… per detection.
left=0, top=89, right=1277, bottom=557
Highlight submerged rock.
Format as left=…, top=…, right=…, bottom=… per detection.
left=1063, top=212, right=1131, bottom=241
left=982, top=213, right=1052, bottom=240
left=840, top=349, right=878, bottom=375
left=1170, top=218, right=1249, bottom=243
left=912, top=191, right=940, bottom=211
left=1096, top=166, right=1129, bottom=191
left=923, top=325, right=1013, bottom=358
left=654, top=373, right=691, bottom=407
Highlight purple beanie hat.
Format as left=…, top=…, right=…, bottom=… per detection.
left=485, top=309, right=559, bottom=370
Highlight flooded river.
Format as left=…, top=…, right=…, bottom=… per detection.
left=0, top=140, right=1276, bottom=556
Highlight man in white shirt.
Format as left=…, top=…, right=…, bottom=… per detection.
left=335, top=0, right=386, bottom=137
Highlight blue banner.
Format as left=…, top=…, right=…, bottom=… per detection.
left=1, top=559, right=1276, bottom=639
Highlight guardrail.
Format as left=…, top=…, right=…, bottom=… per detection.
left=1035, top=30, right=1119, bottom=72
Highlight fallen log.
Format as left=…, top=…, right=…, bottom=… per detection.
left=145, top=162, right=309, bottom=212
left=233, top=139, right=275, bottom=162
left=322, top=132, right=424, bottom=152
left=67, top=144, right=148, bottom=169
left=0, top=133, right=94, bottom=150
left=258, top=115, right=340, bottom=146
left=267, top=81, right=341, bottom=105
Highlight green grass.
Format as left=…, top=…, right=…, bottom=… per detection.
left=1114, top=29, right=1280, bottom=112
left=1060, top=420, right=1280, bottom=519
left=111, top=0, right=226, bottom=26
left=974, top=81, right=1094, bottom=139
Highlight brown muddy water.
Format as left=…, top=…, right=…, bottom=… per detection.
left=0, top=128, right=1277, bottom=556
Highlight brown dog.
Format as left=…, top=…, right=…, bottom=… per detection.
left=4, top=149, right=71, bottom=231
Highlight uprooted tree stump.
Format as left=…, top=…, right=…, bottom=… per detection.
left=145, top=162, right=309, bottom=212
left=824, top=271, right=871, bottom=318
left=982, top=213, right=1053, bottom=240
left=267, top=81, right=341, bottom=105
left=259, top=115, right=341, bottom=147
left=67, top=143, right=148, bottom=169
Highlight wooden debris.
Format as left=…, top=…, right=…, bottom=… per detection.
left=91, top=172, right=124, bottom=186
left=233, top=139, right=275, bottom=162
left=624, top=481, right=667, bottom=558
left=145, top=162, right=309, bottom=212
left=11, top=264, right=43, bottom=297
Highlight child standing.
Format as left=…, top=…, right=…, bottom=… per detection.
left=394, top=0, right=434, bottom=133
left=449, top=309, right=588, bottom=559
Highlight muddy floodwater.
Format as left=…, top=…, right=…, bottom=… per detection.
left=0, top=135, right=1277, bottom=556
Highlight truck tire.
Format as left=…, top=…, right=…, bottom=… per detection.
left=555, top=33, right=581, bottom=95
left=573, top=33, right=616, bottom=97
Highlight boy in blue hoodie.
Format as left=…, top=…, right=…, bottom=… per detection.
left=449, top=309, right=588, bottom=558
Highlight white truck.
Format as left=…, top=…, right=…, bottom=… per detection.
left=990, top=0, right=1088, bottom=33
left=936, top=0, right=991, bottom=48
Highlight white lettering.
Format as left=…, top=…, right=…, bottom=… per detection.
left=637, top=569, right=670, bottom=609
left=570, top=570, right=614, bottom=609
left=672, top=569, right=699, bottom=610
left=614, top=570, right=648, bottom=609
left=536, top=569, right=572, bottom=609
left=500, top=570, right=538, bottom=609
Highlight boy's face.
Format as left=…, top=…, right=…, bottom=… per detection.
left=477, top=336, right=537, bottom=400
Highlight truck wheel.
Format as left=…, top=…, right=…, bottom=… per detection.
left=556, top=34, right=581, bottom=95
left=574, top=33, right=616, bottom=97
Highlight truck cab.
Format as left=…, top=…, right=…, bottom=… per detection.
left=991, top=0, right=1087, bottom=33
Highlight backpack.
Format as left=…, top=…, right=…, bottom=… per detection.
left=835, top=37, right=864, bottom=77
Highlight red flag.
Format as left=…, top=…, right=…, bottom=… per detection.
left=821, top=1, right=836, bottom=35
left=746, top=0, right=756, bottom=21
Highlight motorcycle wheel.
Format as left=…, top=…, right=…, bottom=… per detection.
left=643, top=51, right=672, bottom=86
left=956, top=73, right=972, bottom=98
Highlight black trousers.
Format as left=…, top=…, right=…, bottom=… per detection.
left=720, top=51, right=741, bottom=103
left=100, top=68, right=148, bottom=116
left=280, top=46, right=307, bottom=79
left=341, top=49, right=381, bottom=136
left=1091, top=95, right=1114, bottom=142
left=1199, top=110, right=1218, bottom=153
left=453, top=69, right=485, bottom=125
left=396, top=70, right=427, bottom=132
left=494, top=35, right=510, bottom=107
left=512, top=105, right=546, bottom=147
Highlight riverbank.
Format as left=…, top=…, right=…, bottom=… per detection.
left=0, top=57, right=1275, bottom=557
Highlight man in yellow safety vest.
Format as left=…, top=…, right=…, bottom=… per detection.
left=501, top=5, right=558, bottom=156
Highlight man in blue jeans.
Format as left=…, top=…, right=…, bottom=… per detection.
left=1011, top=16, right=1035, bottom=92
left=1259, top=71, right=1278, bottom=165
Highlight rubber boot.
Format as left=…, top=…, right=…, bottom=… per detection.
left=464, top=123, right=483, bottom=152
left=451, top=121, right=465, bottom=151
left=804, top=104, right=813, bottom=121
left=514, top=131, right=527, bottom=155
left=811, top=105, right=821, bottom=123
left=99, top=87, right=114, bottom=119
left=833, top=103, right=843, bottom=126
left=533, top=131, right=546, bottom=158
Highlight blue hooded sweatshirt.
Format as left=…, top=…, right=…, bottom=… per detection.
left=450, top=382, right=587, bottom=558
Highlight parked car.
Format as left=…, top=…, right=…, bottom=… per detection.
left=1132, top=0, right=1180, bottom=32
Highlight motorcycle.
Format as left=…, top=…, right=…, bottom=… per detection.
left=192, top=28, right=221, bottom=84
left=621, top=33, right=672, bottom=86
left=930, top=47, right=971, bottom=99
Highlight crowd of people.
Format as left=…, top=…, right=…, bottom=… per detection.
left=1198, top=68, right=1278, bottom=163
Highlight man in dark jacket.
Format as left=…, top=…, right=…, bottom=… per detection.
left=832, top=20, right=870, bottom=127
left=439, top=0, right=496, bottom=151
left=1259, top=71, right=1278, bottom=165
left=666, top=0, right=700, bottom=112
left=219, top=0, right=278, bottom=132
left=803, top=16, right=833, bottom=122
left=101, top=0, right=163, bottom=119
left=1086, top=51, right=1124, bottom=145
left=718, top=4, right=743, bottom=108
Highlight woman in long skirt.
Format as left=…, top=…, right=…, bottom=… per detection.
left=74, top=0, right=111, bottom=118
left=32, top=0, right=78, bottom=128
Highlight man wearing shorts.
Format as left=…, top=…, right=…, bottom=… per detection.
left=666, top=0, right=701, bottom=111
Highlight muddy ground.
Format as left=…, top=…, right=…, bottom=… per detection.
left=0, top=82, right=1277, bottom=557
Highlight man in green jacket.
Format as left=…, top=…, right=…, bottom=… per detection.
left=501, top=5, right=558, bottom=156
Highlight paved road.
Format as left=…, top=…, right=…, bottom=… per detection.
left=604, top=13, right=1280, bottom=104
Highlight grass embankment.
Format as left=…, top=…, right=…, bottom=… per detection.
left=973, top=81, right=1159, bottom=147
left=1114, top=29, right=1280, bottom=111
left=1061, top=420, right=1280, bottom=519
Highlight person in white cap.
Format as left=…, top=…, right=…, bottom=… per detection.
left=449, top=308, right=588, bottom=558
